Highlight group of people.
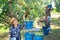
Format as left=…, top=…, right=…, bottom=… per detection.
left=9, top=5, right=53, bottom=40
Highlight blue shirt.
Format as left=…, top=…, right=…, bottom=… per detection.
left=10, top=24, right=22, bottom=38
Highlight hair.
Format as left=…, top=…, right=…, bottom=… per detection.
left=10, top=17, right=16, bottom=26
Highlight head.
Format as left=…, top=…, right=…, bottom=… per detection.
left=10, top=17, right=18, bottom=26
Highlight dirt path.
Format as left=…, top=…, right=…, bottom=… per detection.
left=51, top=14, right=60, bottom=18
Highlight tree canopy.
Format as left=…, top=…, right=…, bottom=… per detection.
left=0, top=0, right=54, bottom=26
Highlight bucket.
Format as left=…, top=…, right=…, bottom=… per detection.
left=24, top=21, right=33, bottom=30
left=24, top=32, right=34, bottom=40
left=33, top=35, right=43, bottom=40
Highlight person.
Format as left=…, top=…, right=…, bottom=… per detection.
left=9, top=17, right=22, bottom=40
left=44, top=5, right=53, bottom=28
left=39, top=16, right=51, bottom=35
left=45, top=5, right=53, bottom=23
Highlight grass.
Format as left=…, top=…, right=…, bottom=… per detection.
left=44, top=29, right=60, bottom=40
left=0, top=27, right=9, bottom=34
left=51, top=11, right=60, bottom=14
left=51, top=8, right=60, bottom=14
left=51, top=18, right=60, bottom=27
left=51, top=18, right=60, bottom=26
left=52, top=29, right=60, bottom=36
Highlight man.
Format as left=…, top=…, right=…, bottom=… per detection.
left=45, top=5, right=53, bottom=28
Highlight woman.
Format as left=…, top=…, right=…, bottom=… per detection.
left=10, top=17, right=22, bottom=40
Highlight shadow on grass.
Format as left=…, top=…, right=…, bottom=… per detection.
left=44, top=29, right=60, bottom=40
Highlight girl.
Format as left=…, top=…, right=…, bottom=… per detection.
left=10, top=17, right=22, bottom=40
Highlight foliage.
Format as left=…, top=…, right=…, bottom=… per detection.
left=0, top=0, right=52, bottom=26
left=55, top=0, right=60, bottom=12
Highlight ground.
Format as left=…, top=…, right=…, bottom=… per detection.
left=44, top=29, right=60, bottom=40
left=0, top=28, right=60, bottom=40
left=51, top=14, right=60, bottom=18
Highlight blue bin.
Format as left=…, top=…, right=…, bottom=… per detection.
left=42, top=26, right=50, bottom=35
left=33, top=35, right=43, bottom=40
left=24, top=21, right=33, bottom=30
left=24, top=32, right=34, bottom=40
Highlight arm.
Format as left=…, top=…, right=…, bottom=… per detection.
left=40, top=19, right=46, bottom=22
left=18, top=24, right=24, bottom=30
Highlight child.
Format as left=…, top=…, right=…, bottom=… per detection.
left=40, top=16, right=51, bottom=35
left=10, top=17, right=22, bottom=40
left=45, top=5, right=53, bottom=24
